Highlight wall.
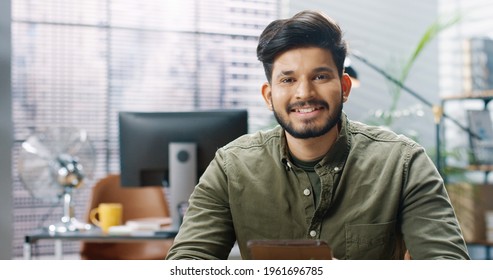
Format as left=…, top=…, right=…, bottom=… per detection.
left=0, top=0, right=13, bottom=259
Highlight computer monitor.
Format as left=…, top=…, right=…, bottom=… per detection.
left=118, top=109, right=248, bottom=229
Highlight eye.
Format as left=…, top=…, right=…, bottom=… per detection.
left=280, top=77, right=295, bottom=84
left=313, top=74, right=329, bottom=80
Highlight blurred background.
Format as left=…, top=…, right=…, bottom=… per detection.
left=2, top=0, right=493, bottom=259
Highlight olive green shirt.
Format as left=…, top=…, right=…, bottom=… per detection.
left=166, top=113, right=470, bottom=260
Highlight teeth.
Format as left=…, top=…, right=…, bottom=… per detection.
left=297, top=108, right=316, bottom=113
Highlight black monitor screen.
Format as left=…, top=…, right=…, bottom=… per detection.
left=119, top=109, right=248, bottom=187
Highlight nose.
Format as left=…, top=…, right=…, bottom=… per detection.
left=295, top=77, right=313, bottom=99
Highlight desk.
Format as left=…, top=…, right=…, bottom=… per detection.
left=24, top=228, right=178, bottom=260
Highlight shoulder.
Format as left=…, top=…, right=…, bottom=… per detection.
left=346, top=119, right=429, bottom=163
left=222, top=125, right=283, bottom=151
left=213, top=125, right=283, bottom=173
left=348, top=120, right=420, bottom=148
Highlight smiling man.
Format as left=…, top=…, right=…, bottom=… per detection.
left=263, top=47, right=347, bottom=161
left=166, top=10, right=470, bottom=260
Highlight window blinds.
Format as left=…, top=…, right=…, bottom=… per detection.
left=11, top=0, right=278, bottom=257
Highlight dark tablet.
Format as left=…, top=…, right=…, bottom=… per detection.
left=247, top=239, right=333, bottom=260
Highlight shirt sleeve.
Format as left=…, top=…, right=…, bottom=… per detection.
left=400, top=145, right=470, bottom=259
left=165, top=149, right=236, bottom=260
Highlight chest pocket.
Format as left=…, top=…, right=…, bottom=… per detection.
left=345, top=220, right=397, bottom=259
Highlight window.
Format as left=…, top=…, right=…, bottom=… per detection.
left=12, top=0, right=279, bottom=257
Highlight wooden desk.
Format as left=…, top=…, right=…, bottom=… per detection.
left=24, top=228, right=178, bottom=259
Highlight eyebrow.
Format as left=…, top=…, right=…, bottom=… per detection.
left=312, top=66, right=336, bottom=74
left=275, top=67, right=336, bottom=79
left=276, top=70, right=294, bottom=79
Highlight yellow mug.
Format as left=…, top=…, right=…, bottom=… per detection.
left=90, top=203, right=123, bottom=233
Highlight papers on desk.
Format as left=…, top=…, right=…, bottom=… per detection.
left=107, top=217, right=172, bottom=236
left=107, top=225, right=133, bottom=235
left=126, top=217, right=172, bottom=231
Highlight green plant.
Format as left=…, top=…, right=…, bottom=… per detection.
left=367, top=12, right=463, bottom=129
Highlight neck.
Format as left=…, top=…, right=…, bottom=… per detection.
left=285, top=125, right=340, bottom=162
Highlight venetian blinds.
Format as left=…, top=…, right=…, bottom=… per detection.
left=11, top=0, right=278, bottom=257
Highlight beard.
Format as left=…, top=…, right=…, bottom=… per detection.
left=273, top=98, right=343, bottom=139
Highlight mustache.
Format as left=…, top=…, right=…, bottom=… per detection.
left=287, top=100, right=329, bottom=111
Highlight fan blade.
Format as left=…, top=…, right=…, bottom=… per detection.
left=18, top=127, right=95, bottom=202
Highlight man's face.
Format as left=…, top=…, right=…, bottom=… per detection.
left=261, top=47, right=351, bottom=139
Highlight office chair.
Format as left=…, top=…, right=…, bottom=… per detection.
left=80, top=174, right=174, bottom=260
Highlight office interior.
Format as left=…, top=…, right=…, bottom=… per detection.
left=2, top=0, right=493, bottom=260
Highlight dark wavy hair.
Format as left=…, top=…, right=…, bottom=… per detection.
left=257, top=10, right=347, bottom=83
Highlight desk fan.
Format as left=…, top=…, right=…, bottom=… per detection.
left=18, top=127, right=96, bottom=233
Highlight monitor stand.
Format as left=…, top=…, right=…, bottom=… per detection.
left=168, top=142, right=197, bottom=230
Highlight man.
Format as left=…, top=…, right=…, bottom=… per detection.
left=166, top=10, right=469, bottom=260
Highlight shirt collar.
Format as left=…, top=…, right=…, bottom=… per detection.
left=318, top=112, right=350, bottom=172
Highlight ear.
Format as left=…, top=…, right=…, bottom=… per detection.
left=341, top=73, right=352, bottom=103
left=261, top=82, right=273, bottom=110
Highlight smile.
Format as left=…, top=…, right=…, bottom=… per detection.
left=288, top=100, right=328, bottom=114
left=292, top=107, right=323, bottom=113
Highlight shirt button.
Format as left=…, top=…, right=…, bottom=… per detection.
left=303, top=188, right=311, bottom=196
left=310, top=230, right=317, bottom=237
left=334, top=167, right=341, bottom=172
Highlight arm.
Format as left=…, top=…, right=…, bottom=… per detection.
left=166, top=149, right=236, bottom=259
left=400, top=146, right=470, bottom=259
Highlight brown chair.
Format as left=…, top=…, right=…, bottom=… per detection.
left=80, top=174, right=174, bottom=260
